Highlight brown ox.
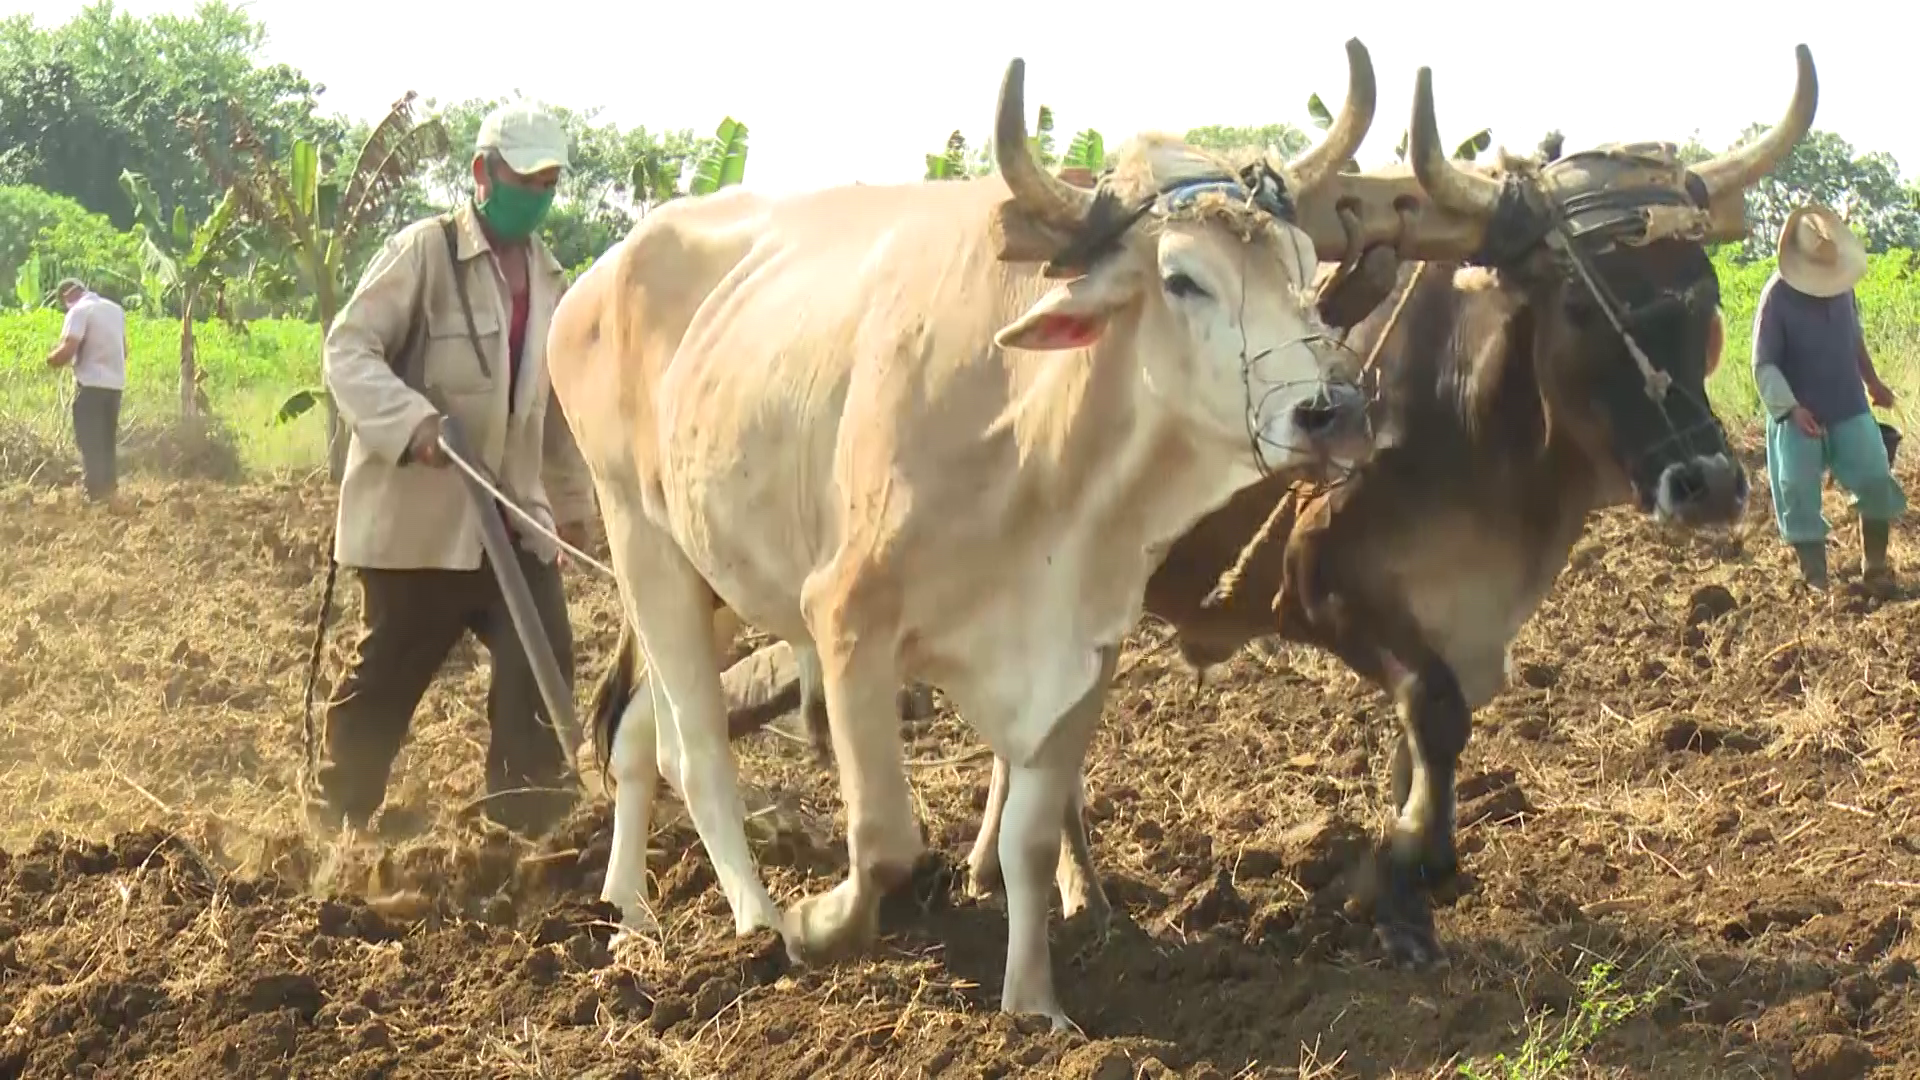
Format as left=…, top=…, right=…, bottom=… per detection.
left=692, top=47, right=1817, bottom=971
left=552, top=46, right=1384, bottom=1029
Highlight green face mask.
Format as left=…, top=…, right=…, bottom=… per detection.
left=476, top=162, right=555, bottom=241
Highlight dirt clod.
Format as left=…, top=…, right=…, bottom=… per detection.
left=1792, top=1033, right=1876, bottom=1080
left=5, top=465, right=1920, bottom=1077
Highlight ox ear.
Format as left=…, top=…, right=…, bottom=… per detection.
left=995, top=262, right=1136, bottom=353
left=990, top=201, right=1074, bottom=264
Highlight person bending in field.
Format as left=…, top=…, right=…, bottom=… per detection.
left=44, top=278, right=128, bottom=505
left=1752, top=202, right=1905, bottom=590
left=309, top=101, right=598, bottom=838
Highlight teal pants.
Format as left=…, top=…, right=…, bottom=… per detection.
left=1765, top=410, right=1908, bottom=544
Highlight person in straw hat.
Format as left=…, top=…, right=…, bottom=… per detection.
left=1751, top=202, right=1904, bottom=589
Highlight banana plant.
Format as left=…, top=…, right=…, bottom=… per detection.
left=1306, top=91, right=1491, bottom=169
left=119, top=168, right=242, bottom=419
left=1062, top=128, right=1105, bottom=172
left=928, top=106, right=1073, bottom=180
left=189, top=91, right=451, bottom=480
left=1030, top=106, right=1056, bottom=167
left=689, top=117, right=749, bottom=195
left=628, top=116, right=751, bottom=211
left=11, top=251, right=43, bottom=309
left=926, top=131, right=972, bottom=180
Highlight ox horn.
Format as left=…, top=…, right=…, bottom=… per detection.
left=1407, top=66, right=1503, bottom=219
left=1277, top=38, right=1378, bottom=193
left=994, top=58, right=1095, bottom=229
left=1689, top=44, right=1817, bottom=198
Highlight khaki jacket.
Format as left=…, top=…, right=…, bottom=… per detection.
left=323, top=201, right=597, bottom=570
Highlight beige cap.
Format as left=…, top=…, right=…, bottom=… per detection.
left=476, top=101, right=571, bottom=175
left=1776, top=202, right=1867, bottom=298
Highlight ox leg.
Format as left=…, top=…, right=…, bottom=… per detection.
left=1056, top=768, right=1107, bottom=925
left=612, top=517, right=783, bottom=939
left=967, top=753, right=1106, bottom=925
left=600, top=682, right=663, bottom=935
left=794, top=643, right=833, bottom=769
left=783, top=602, right=924, bottom=963
left=1376, top=652, right=1468, bottom=969
left=965, top=756, right=1009, bottom=898
left=996, top=644, right=1118, bottom=1030
left=604, top=604, right=749, bottom=935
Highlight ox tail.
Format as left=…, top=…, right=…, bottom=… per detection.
left=591, top=617, right=835, bottom=796
left=588, top=620, right=643, bottom=794
left=795, top=651, right=833, bottom=769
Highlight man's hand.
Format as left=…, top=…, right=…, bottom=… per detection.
left=553, top=520, right=590, bottom=571
left=1868, top=377, right=1897, bottom=410
left=1789, top=405, right=1825, bottom=439
left=404, top=414, right=446, bottom=466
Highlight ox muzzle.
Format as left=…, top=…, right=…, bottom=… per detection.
left=1650, top=450, right=1748, bottom=527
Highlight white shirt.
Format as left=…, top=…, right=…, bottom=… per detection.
left=61, top=291, right=128, bottom=391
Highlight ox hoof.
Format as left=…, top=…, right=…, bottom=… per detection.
left=602, top=900, right=661, bottom=940
left=1002, top=998, right=1080, bottom=1035
left=781, top=882, right=879, bottom=966
left=966, top=859, right=1003, bottom=901
left=608, top=922, right=658, bottom=956
left=1059, top=880, right=1111, bottom=929
left=1374, top=915, right=1448, bottom=971
left=736, top=899, right=784, bottom=939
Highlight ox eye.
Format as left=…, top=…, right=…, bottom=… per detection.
left=1163, top=271, right=1209, bottom=300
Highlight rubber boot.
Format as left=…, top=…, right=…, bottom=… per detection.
left=1864, top=519, right=1892, bottom=577
left=1793, top=541, right=1829, bottom=590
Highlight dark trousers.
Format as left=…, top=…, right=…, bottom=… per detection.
left=314, top=545, right=577, bottom=835
left=72, top=385, right=121, bottom=500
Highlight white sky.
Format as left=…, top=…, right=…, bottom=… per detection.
left=7, top=0, right=1915, bottom=196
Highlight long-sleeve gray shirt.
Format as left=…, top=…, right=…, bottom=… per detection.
left=1750, top=271, right=1871, bottom=427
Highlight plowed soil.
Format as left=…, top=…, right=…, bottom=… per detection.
left=2, top=440, right=1917, bottom=1079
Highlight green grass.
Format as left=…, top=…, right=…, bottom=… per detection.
left=1455, top=960, right=1669, bottom=1080
left=1, top=248, right=1916, bottom=483
left=0, top=309, right=325, bottom=479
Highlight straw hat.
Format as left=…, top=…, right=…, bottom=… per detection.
left=1776, top=203, right=1867, bottom=298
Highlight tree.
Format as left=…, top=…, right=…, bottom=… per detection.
left=191, top=91, right=451, bottom=480
left=0, top=183, right=144, bottom=307
left=1725, top=126, right=1920, bottom=259
left=0, top=2, right=340, bottom=227
left=119, top=168, right=243, bottom=418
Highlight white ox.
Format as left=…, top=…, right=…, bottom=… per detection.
left=546, top=47, right=1379, bottom=1028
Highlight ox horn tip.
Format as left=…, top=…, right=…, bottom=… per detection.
left=1412, top=66, right=1435, bottom=124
